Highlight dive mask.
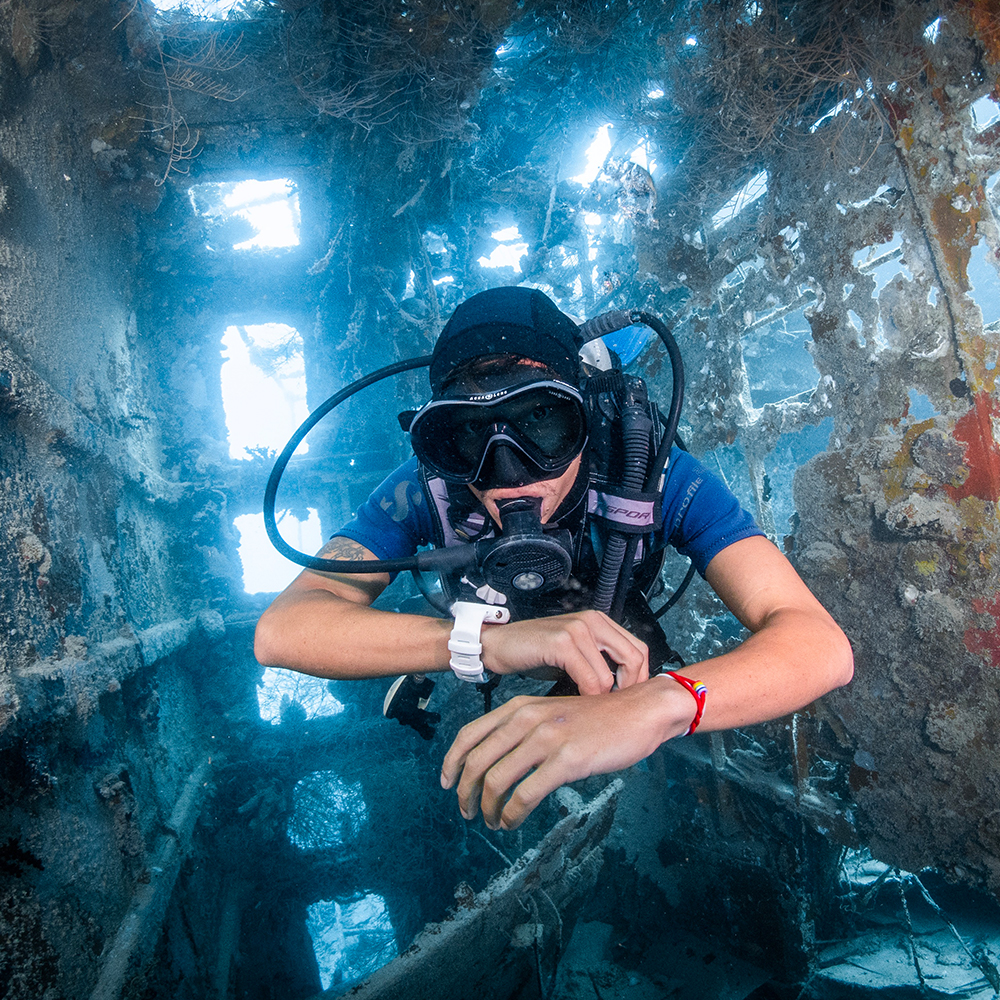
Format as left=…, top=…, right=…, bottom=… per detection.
left=406, top=380, right=588, bottom=486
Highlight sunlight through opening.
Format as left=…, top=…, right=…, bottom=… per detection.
left=478, top=226, right=529, bottom=271
left=190, top=178, right=300, bottom=250
left=221, top=323, right=307, bottom=460
left=258, top=671, right=345, bottom=727
left=150, top=0, right=245, bottom=18
left=570, top=124, right=613, bottom=185
left=235, top=509, right=322, bottom=595
left=712, top=171, right=768, bottom=229
left=308, top=896, right=397, bottom=992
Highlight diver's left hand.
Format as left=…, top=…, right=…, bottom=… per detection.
left=440, top=684, right=693, bottom=830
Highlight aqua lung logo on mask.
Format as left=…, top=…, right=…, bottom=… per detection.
left=465, top=386, right=576, bottom=403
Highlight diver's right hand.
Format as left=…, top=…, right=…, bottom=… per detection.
left=479, top=610, right=648, bottom=695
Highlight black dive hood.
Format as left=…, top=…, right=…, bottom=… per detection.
left=262, top=308, right=685, bottom=606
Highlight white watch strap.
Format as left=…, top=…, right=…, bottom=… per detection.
left=449, top=601, right=510, bottom=683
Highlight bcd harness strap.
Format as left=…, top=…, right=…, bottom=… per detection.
left=587, top=486, right=662, bottom=533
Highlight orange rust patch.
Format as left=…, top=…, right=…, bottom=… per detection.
left=956, top=331, right=999, bottom=395
left=946, top=392, right=1000, bottom=502
left=884, top=418, right=935, bottom=503
left=965, top=0, right=1000, bottom=70
left=930, top=187, right=981, bottom=291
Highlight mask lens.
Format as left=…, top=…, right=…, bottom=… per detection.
left=502, top=389, right=581, bottom=459
left=409, top=382, right=586, bottom=483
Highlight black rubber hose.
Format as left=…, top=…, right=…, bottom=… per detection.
left=582, top=310, right=685, bottom=621
left=592, top=385, right=651, bottom=614
left=262, top=355, right=447, bottom=575
left=655, top=560, right=697, bottom=617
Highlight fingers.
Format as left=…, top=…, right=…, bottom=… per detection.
left=440, top=698, right=564, bottom=827
left=553, top=620, right=616, bottom=695
left=479, top=728, right=582, bottom=830
left=483, top=610, right=648, bottom=694
left=586, top=612, right=649, bottom=689
left=449, top=710, right=575, bottom=830
left=567, top=611, right=648, bottom=691
left=440, top=697, right=528, bottom=796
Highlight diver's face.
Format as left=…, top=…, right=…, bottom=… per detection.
left=468, top=452, right=583, bottom=526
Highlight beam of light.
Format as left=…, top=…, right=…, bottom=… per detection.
left=570, top=124, right=613, bottom=186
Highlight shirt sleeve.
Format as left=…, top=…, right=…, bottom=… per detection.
left=335, top=457, right=433, bottom=563
left=660, top=447, right=764, bottom=576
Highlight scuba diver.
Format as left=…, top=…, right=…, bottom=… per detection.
left=254, top=286, right=853, bottom=831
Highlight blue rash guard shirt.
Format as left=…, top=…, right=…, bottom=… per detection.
left=336, top=448, right=763, bottom=579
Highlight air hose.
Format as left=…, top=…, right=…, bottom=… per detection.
left=590, top=377, right=652, bottom=614
left=577, top=310, right=686, bottom=624
left=263, top=354, right=473, bottom=578
left=263, top=308, right=685, bottom=605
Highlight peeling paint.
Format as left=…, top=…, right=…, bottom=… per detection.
left=947, top=392, right=1000, bottom=502
left=965, top=593, right=1000, bottom=666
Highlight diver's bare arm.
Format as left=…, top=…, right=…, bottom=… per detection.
left=255, top=538, right=653, bottom=688
left=687, top=535, right=854, bottom=730
left=441, top=535, right=853, bottom=831
left=253, top=536, right=453, bottom=679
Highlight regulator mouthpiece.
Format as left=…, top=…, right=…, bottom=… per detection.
left=477, top=496, right=573, bottom=594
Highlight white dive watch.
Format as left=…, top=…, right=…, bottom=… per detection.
left=448, top=601, right=511, bottom=684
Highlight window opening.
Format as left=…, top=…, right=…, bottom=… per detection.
left=150, top=0, right=247, bottom=16
left=842, top=184, right=895, bottom=211
left=221, top=323, right=308, bottom=459
left=235, top=508, right=322, bottom=595
left=478, top=225, right=529, bottom=271
left=256, top=663, right=343, bottom=724
left=923, top=17, right=943, bottom=43
left=189, top=178, right=300, bottom=250
left=288, top=773, right=365, bottom=848
left=307, top=896, right=397, bottom=993
left=854, top=235, right=909, bottom=297
left=765, top=417, right=835, bottom=541
left=968, top=238, right=1000, bottom=327
left=721, top=257, right=764, bottom=291
left=711, top=170, right=768, bottom=230
left=741, top=306, right=821, bottom=407
left=223, top=321, right=317, bottom=596
left=289, top=772, right=396, bottom=992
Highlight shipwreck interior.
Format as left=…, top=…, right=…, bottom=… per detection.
left=2, top=1, right=1000, bottom=997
